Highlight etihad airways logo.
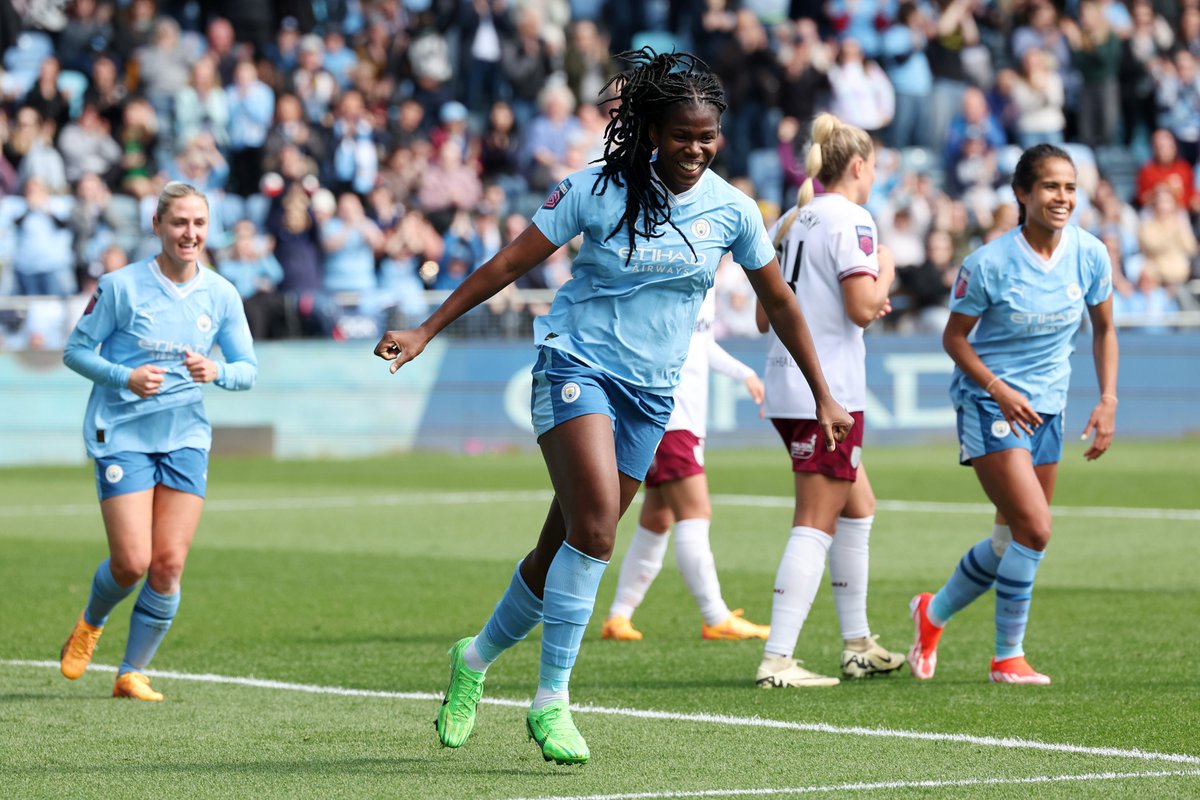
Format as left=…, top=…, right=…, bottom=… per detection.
left=618, top=246, right=708, bottom=270
left=1009, top=309, right=1082, bottom=326
left=139, top=339, right=203, bottom=356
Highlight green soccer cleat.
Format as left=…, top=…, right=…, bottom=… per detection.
left=434, top=637, right=486, bottom=748
left=526, top=701, right=589, bottom=765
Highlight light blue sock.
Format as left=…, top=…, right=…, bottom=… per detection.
left=539, top=543, right=607, bottom=692
left=119, top=582, right=180, bottom=676
left=475, top=563, right=544, bottom=664
left=930, top=537, right=1002, bottom=624
left=83, top=559, right=137, bottom=627
left=994, top=542, right=1044, bottom=660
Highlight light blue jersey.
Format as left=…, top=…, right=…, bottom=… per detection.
left=64, top=258, right=258, bottom=458
left=531, top=167, right=776, bottom=394
left=948, top=225, right=1112, bottom=414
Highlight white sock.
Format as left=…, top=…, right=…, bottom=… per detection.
left=532, top=687, right=569, bottom=709
left=829, top=515, right=873, bottom=641
left=608, top=524, right=670, bottom=619
left=764, top=526, right=832, bottom=659
left=673, top=518, right=731, bottom=626
left=463, top=639, right=490, bottom=673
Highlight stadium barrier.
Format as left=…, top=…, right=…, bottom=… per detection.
left=1, top=331, right=1197, bottom=466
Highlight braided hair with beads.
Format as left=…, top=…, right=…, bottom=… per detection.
left=591, top=49, right=727, bottom=264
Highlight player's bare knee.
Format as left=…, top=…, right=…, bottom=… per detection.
left=109, top=555, right=148, bottom=586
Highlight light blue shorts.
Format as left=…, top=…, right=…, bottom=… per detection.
left=956, top=398, right=1063, bottom=467
left=530, top=347, right=673, bottom=481
left=94, top=448, right=209, bottom=500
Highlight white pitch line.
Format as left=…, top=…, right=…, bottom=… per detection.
left=0, top=490, right=1197, bottom=522
left=4, top=660, right=1198, bottom=767
left=501, top=769, right=1200, bottom=800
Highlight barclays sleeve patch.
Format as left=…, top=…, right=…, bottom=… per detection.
left=856, top=225, right=874, bottom=256
left=953, top=267, right=971, bottom=299
left=542, top=178, right=573, bottom=210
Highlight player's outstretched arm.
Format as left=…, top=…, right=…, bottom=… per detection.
left=374, top=224, right=559, bottom=374
left=745, top=259, right=852, bottom=450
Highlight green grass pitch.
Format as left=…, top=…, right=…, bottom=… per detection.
left=1, top=441, right=1197, bottom=799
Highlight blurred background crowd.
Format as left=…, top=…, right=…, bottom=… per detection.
left=1, top=0, right=1199, bottom=350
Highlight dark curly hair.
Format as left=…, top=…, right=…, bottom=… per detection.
left=591, top=49, right=727, bottom=263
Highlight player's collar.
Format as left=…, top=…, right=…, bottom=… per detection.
left=649, top=169, right=706, bottom=207
left=149, top=257, right=205, bottom=299
left=1014, top=226, right=1069, bottom=272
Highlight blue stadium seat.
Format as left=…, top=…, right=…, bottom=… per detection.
left=746, top=147, right=783, bottom=210
left=1094, top=145, right=1140, bottom=204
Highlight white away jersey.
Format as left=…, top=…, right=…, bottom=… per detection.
left=762, top=194, right=879, bottom=418
left=948, top=225, right=1112, bottom=414
left=531, top=166, right=775, bottom=395
left=667, top=288, right=756, bottom=437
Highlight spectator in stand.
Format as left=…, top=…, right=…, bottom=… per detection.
left=1181, top=5, right=1200, bottom=60
left=58, top=101, right=123, bottom=187
left=712, top=10, right=783, bottom=176
left=1113, top=255, right=1179, bottom=332
left=1138, top=184, right=1199, bottom=287
left=288, top=34, right=339, bottom=126
left=220, top=219, right=285, bottom=340
left=268, top=183, right=330, bottom=336
left=1012, top=1, right=1071, bottom=79
left=133, top=17, right=194, bottom=128
left=59, top=0, right=115, bottom=74
left=174, top=56, right=230, bottom=154
left=926, top=0, right=981, bottom=150
left=116, top=97, right=159, bottom=200
left=23, top=56, right=71, bottom=136
left=460, top=0, right=514, bottom=114
left=480, top=101, right=523, bottom=195
left=321, top=191, right=385, bottom=295
left=227, top=60, right=275, bottom=198
left=1063, top=0, right=1123, bottom=149
left=321, top=25, right=360, bottom=90
left=1136, top=128, right=1198, bottom=213
left=204, top=16, right=242, bottom=85
left=84, top=55, right=128, bottom=136
left=264, top=15, right=304, bottom=74
left=895, top=227, right=956, bottom=332
left=407, top=16, right=456, bottom=124
left=943, top=86, right=1006, bottom=179
left=564, top=19, right=615, bottom=111
left=1090, top=177, right=1142, bottom=255
left=1121, top=0, right=1175, bottom=150
left=11, top=176, right=76, bottom=296
left=829, top=37, right=895, bottom=140
left=882, top=1, right=934, bottom=149
left=431, top=101, right=481, bottom=165
left=520, top=83, right=582, bottom=194
left=1006, top=47, right=1067, bottom=148
left=418, top=138, right=485, bottom=232
left=501, top=5, right=560, bottom=130
left=1155, top=49, right=1200, bottom=166
left=68, top=172, right=127, bottom=285
left=14, top=107, right=68, bottom=194
left=776, top=18, right=833, bottom=142
left=326, top=89, right=379, bottom=197
left=264, top=93, right=327, bottom=176
left=379, top=209, right=436, bottom=329
left=111, top=0, right=157, bottom=68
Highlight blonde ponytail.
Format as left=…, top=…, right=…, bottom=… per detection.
left=775, top=113, right=845, bottom=246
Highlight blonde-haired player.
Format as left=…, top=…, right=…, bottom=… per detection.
left=754, top=112, right=906, bottom=688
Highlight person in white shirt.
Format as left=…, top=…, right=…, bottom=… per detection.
left=754, top=112, right=906, bottom=688
left=600, top=287, right=771, bottom=643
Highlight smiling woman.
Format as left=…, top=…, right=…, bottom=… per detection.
left=372, top=48, right=853, bottom=766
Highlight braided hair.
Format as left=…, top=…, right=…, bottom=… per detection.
left=592, top=49, right=727, bottom=263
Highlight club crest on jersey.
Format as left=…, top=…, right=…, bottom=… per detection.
left=1066, top=282, right=1082, bottom=301
left=954, top=267, right=971, bottom=299
left=856, top=225, right=875, bottom=256
left=791, top=434, right=817, bottom=461
left=83, top=288, right=102, bottom=315
left=196, top=314, right=213, bottom=333
left=691, top=218, right=711, bottom=239
left=561, top=382, right=581, bottom=403
left=542, top=178, right=573, bottom=210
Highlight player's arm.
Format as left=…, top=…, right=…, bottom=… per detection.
left=745, top=258, right=852, bottom=449
left=64, top=281, right=163, bottom=397
left=943, top=311, right=1042, bottom=437
left=706, top=339, right=763, bottom=404
left=841, top=243, right=895, bottom=328
left=375, top=224, right=558, bottom=373
left=1081, top=296, right=1118, bottom=460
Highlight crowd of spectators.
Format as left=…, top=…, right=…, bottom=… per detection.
left=2, top=0, right=1199, bottom=349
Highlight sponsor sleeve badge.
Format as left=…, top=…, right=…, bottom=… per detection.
left=83, top=287, right=102, bottom=315
left=541, top=177, right=573, bottom=210
left=953, top=267, right=970, bottom=299
left=855, top=225, right=875, bottom=256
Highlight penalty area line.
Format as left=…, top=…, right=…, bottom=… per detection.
left=4, top=660, right=1198, bottom=767
left=500, top=769, right=1200, bottom=800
